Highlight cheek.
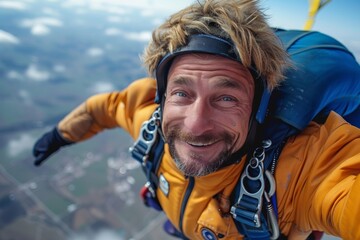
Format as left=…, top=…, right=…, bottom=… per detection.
left=227, top=119, right=248, bottom=136
left=161, top=102, right=176, bottom=134
left=221, top=113, right=250, bottom=144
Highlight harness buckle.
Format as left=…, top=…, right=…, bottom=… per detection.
left=231, top=140, right=279, bottom=239
left=129, top=108, right=161, bottom=163
left=140, top=181, right=162, bottom=211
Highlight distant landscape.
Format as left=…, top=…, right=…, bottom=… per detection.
left=0, top=1, right=173, bottom=239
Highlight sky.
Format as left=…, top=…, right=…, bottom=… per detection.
left=168, top=0, right=360, bottom=61
left=263, top=0, right=360, bottom=61
left=0, top=0, right=359, bottom=60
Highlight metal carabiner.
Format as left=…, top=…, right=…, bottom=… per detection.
left=265, top=170, right=276, bottom=197
left=264, top=191, right=279, bottom=240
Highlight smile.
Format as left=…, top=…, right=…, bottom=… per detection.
left=186, top=140, right=218, bottom=147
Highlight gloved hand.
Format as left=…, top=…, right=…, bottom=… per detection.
left=33, top=127, right=73, bottom=166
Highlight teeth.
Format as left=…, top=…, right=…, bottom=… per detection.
left=188, top=142, right=214, bottom=147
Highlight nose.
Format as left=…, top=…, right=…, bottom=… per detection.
left=184, top=99, right=214, bottom=136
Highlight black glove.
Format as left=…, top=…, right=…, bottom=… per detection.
left=33, top=127, right=73, bottom=166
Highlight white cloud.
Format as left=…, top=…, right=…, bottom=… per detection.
left=25, top=64, right=51, bottom=81
left=0, top=29, right=20, bottom=44
left=0, top=1, right=27, bottom=10
left=107, top=16, right=128, bottom=23
left=89, top=2, right=125, bottom=15
left=61, top=0, right=193, bottom=16
left=53, top=64, right=67, bottom=73
left=31, top=24, right=50, bottom=36
left=140, top=9, right=155, bottom=17
left=42, top=7, right=59, bottom=16
left=7, top=70, right=23, bottom=80
left=86, top=47, right=104, bottom=57
left=20, top=17, right=63, bottom=36
left=104, top=28, right=121, bottom=36
left=7, top=134, right=35, bottom=157
left=18, top=89, right=33, bottom=105
left=20, top=17, right=63, bottom=28
left=105, top=29, right=151, bottom=42
left=69, top=229, right=125, bottom=240
left=62, top=0, right=86, bottom=7
left=125, top=31, right=151, bottom=42
left=90, top=81, right=115, bottom=94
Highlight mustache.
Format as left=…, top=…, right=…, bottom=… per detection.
left=165, top=127, right=233, bottom=145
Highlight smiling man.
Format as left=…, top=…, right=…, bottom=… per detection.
left=33, top=0, right=360, bottom=239
left=163, top=54, right=254, bottom=177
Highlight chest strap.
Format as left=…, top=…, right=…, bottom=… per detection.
left=129, top=108, right=164, bottom=200
left=231, top=140, right=281, bottom=240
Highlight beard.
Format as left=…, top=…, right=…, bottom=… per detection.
left=165, top=127, right=235, bottom=177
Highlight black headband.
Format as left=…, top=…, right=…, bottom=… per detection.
left=155, top=34, right=243, bottom=103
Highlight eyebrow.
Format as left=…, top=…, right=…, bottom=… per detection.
left=169, top=76, right=246, bottom=91
left=171, top=76, right=193, bottom=86
left=214, top=78, right=245, bottom=91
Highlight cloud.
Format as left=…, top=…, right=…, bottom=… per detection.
left=90, top=81, right=115, bottom=94
left=53, top=64, right=67, bottom=73
left=7, top=70, right=23, bottom=80
left=20, top=17, right=63, bottom=28
left=42, top=7, right=59, bottom=16
left=107, top=16, right=128, bottom=23
left=86, top=47, right=104, bottom=57
left=89, top=2, right=125, bottom=15
left=25, top=64, right=51, bottom=81
left=0, top=1, right=27, bottom=10
left=7, top=134, right=35, bottom=157
left=0, top=29, right=20, bottom=44
left=124, top=31, right=151, bottom=42
left=104, top=28, right=121, bottom=36
left=31, top=24, right=50, bottom=36
left=104, top=28, right=151, bottom=42
left=18, top=89, right=33, bottom=105
left=20, top=17, right=63, bottom=36
left=69, top=229, right=125, bottom=240
left=61, top=0, right=193, bottom=16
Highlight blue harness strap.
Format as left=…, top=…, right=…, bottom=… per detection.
left=129, top=108, right=164, bottom=210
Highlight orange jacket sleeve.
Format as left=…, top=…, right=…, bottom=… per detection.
left=276, top=112, right=360, bottom=239
left=58, top=78, right=158, bottom=142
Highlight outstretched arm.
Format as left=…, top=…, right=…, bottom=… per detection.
left=33, top=77, right=158, bottom=166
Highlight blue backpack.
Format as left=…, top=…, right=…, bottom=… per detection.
left=130, top=29, right=360, bottom=239
left=265, top=29, right=360, bottom=133
left=231, top=29, right=360, bottom=239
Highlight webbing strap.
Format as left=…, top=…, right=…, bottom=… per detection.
left=231, top=140, right=283, bottom=240
left=129, top=108, right=163, bottom=192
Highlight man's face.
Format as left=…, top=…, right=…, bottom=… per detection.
left=162, top=53, right=255, bottom=177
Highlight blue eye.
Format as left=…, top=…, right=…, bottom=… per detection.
left=222, top=96, right=234, bottom=101
left=175, top=92, right=187, bottom=97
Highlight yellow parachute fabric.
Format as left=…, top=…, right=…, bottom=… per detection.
left=304, top=0, right=331, bottom=30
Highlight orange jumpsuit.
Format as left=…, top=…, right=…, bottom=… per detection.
left=57, top=78, right=360, bottom=239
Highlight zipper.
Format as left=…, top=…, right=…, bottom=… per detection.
left=179, top=176, right=195, bottom=234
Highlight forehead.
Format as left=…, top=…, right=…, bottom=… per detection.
left=170, top=53, right=245, bottom=68
left=168, top=53, right=253, bottom=85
